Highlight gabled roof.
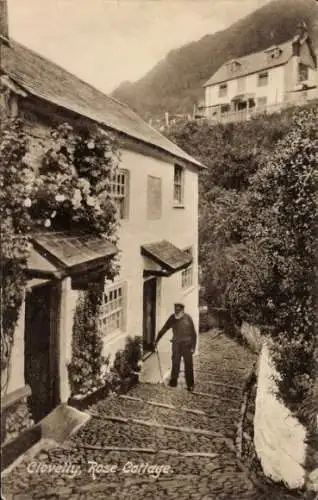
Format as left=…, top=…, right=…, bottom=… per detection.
left=1, top=39, right=203, bottom=169
left=204, top=39, right=294, bottom=87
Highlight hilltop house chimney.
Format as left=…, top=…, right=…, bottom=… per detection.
left=0, top=0, right=9, bottom=44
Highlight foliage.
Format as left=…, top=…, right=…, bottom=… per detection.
left=168, top=104, right=317, bottom=423
left=241, top=107, right=318, bottom=416
left=30, top=122, right=120, bottom=243
left=0, top=114, right=121, bottom=380
left=67, top=285, right=106, bottom=396
left=0, top=116, right=32, bottom=377
left=112, top=0, right=318, bottom=119
left=68, top=332, right=142, bottom=397
left=111, top=336, right=142, bottom=380
left=167, top=110, right=293, bottom=312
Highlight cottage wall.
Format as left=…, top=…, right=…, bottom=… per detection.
left=7, top=99, right=199, bottom=403
left=66, top=147, right=199, bottom=388
left=5, top=296, right=25, bottom=395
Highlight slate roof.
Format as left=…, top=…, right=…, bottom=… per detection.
left=204, top=40, right=293, bottom=87
left=1, top=39, right=203, bottom=169
left=141, top=240, right=192, bottom=274
left=32, top=232, right=117, bottom=271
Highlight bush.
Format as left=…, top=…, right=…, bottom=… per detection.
left=67, top=284, right=107, bottom=396
left=228, top=106, right=318, bottom=421
left=111, top=336, right=142, bottom=380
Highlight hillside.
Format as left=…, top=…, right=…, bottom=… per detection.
left=112, top=0, right=318, bottom=120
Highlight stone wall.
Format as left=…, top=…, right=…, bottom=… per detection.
left=254, top=341, right=307, bottom=489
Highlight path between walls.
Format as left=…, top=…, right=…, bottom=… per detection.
left=2, top=332, right=304, bottom=500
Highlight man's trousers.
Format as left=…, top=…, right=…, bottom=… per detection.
left=170, top=342, right=194, bottom=388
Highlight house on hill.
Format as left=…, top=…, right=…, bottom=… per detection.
left=0, top=0, right=203, bottom=453
left=203, top=22, right=318, bottom=123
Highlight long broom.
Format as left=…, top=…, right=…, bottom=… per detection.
left=155, top=345, right=164, bottom=384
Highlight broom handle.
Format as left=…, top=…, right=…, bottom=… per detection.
left=155, top=346, right=163, bottom=381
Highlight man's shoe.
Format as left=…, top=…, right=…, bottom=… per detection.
left=187, top=385, right=194, bottom=392
left=168, top=380, right=177, bottom=387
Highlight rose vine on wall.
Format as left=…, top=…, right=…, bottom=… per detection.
left=1, top=109, right=121, bottom=393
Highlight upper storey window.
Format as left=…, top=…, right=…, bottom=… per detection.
left=174, top=165, right=184, bottom=206
left=218, top=83, right=228, bottom=97
left=258, top=71, right=268, bottom=87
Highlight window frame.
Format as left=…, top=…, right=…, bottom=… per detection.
left=257, top=71, right=269, bottom=87
left=218, top=83, right=228, bottom=97
left=98, top=282, right=127, bottom=339
left=173, top=165, right=185, bottom=207
left=298, top=62, right=309, bottom=83
left=110, top=168, right=130, bottom=220
left=181, top=247, right=193, bottom=290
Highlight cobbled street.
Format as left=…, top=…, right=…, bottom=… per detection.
left=2, top=331, right=304, bottom=500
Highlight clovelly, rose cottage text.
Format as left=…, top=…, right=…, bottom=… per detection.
left=27, top=460, right=173, bottom=480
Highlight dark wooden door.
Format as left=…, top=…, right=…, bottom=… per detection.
left=25, top=283, right=60, bottom=422
left=143, top=278, right=157, bottom=353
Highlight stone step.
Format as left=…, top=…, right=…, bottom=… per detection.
left=66, top=417, right=234, bottom=456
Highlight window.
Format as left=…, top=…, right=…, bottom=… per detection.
left=257, top=97, right=267, bottom=109
left=181, top=247, right=193, bottom=289
left=298, top=63, right=309, bottom=83
left=110, top=169, right=129, bottom=219
left=257, top=72, right=268, bottom=87
left=147, top=175, right=162, bottom=219
left=174, top=165, right=184, bottom=206
left=218, top=84, right=228, bottom=97
left=98, top=283, right=126, bottom=337
left=237, top=77, right=246, bottom=93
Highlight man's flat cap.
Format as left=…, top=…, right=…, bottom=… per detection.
left=174, top=302, right=185, bottom=308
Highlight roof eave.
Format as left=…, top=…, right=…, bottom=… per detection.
left=9, top=76, right=205, bottom=171
left=203, top=60, right=288, bottom=88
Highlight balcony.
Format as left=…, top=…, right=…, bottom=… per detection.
left=201, top=88, right=318, bottom=124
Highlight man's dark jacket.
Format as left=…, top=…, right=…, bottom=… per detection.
left=156, top=313, right=197, bottom=351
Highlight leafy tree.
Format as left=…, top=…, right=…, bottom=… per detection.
left=241, top=107, right=318, bottom=417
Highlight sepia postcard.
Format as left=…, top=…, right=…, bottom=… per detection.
left=1, top=0, right=317, bottom=498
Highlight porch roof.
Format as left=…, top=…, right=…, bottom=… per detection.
left=231, top=93, right=255, bottom=102
left=27, top=232, right=117, bottom=280
left=141, top=240, right=192, bottom=277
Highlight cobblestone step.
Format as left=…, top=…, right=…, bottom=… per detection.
left=87, top=393, right=239, bottom=435
left=2, top=331, right=295, bottom=500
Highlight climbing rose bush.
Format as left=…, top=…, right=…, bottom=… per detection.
left=1, top=117, right=121, bottom=375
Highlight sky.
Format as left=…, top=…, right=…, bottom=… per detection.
left=7, top=0, right=272, bottom=93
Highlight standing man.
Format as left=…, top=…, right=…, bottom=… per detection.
left=154, top=303, right=197, bottom=391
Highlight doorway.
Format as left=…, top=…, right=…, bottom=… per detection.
left=24, top=283, right=60, bottom=422
left=143, top=278, right=157, bottom=353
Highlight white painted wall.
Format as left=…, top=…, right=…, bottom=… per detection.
left=4, top=295, right=26, bottom=394
left=62, top=147, right=199, bottom=394
left=102, top=147, right=199, bottom=383
left=254, top=341, right=307, bottom=489
left=205, top=65, right=286, bottom=114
